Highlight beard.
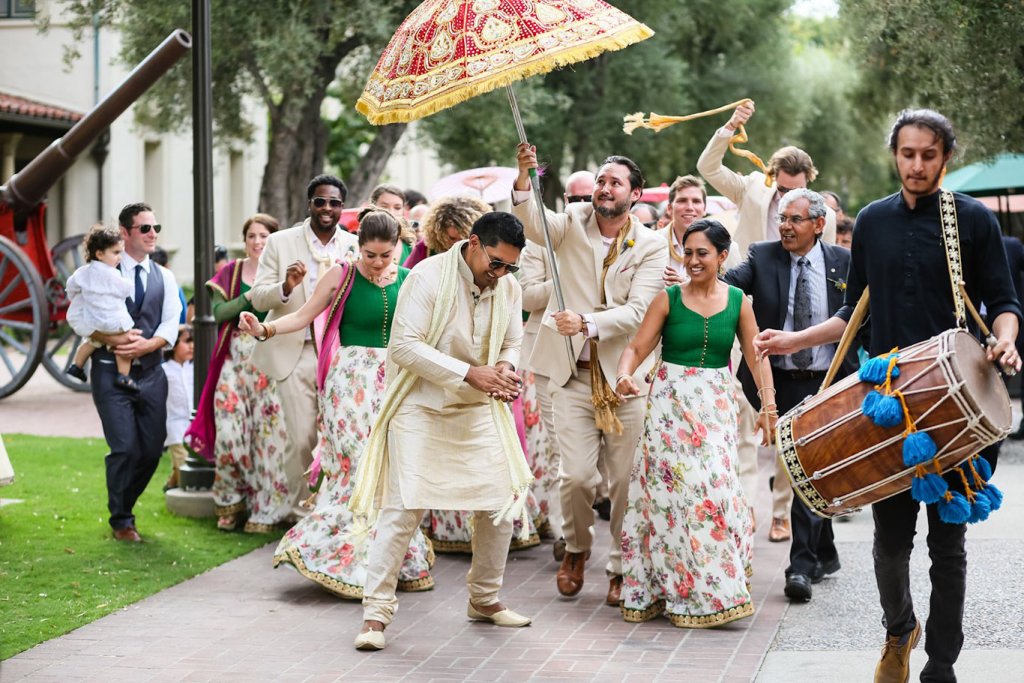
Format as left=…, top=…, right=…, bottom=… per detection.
left=593, top=197, right=631, bottom=219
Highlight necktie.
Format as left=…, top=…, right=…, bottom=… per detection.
left=791, top=257, right=812, bottom=369
left=134, top=264, right=146, bottom=311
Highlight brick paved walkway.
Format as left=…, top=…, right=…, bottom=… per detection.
left=3, top=477, right=790, bottom=683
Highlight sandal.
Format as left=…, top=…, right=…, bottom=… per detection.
left=243, top=521, right=277, bottom=534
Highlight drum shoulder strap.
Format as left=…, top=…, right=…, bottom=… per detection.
left=939, top=190, right=967, bottom=328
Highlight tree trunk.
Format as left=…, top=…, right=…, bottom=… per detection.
left=346, top=123, right=408, bottom=205
left=258, top=94, right=329, bottom=227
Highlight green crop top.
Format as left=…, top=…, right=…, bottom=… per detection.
left=661, top=284, right=742, bottom=368
left=338, top=267, right=409, bottom=348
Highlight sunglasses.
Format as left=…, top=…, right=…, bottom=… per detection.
left=311, top=197, right=344, bottom=209
left=483, top=245, right=520, bottom=273
left=566, top=194, right=592, bottom=204
left=133, top=224, right=162, bottom=234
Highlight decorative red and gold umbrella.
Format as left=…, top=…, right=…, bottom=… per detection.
left=357, top=0, right=652, bottom=124
left=357, top=0, right=653, bottom=371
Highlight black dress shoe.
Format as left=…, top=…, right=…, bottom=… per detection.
left=784, top=573, right=812, bottom=602
left=593, top=497, right=611, bottom=521
left=1009, top=428, right=1024, bottom=441
left=811, top=557, right=841, bottom=583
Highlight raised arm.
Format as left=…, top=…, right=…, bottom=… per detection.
left=512, top=143, right=571, bottom=250
left=696, top=101, right=755, bottom=204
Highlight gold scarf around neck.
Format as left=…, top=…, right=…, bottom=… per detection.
left=590, top=218, right=633, bottom=435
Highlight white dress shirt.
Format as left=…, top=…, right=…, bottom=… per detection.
left=119, top=251, right=183, bottom=348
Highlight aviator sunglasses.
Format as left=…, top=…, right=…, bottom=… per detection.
left=482, top=245, right=520, bottom=273
left=132, top=224, right=162, bottom=234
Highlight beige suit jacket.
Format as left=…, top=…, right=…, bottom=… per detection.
left=248, top=219, right=358, bottom=381
left=518, top=241, right=553, bottom=361
left=697, top=130, right=836, bottom=257
left=512, top=199, right=667, bottom=388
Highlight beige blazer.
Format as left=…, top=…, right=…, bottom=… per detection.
left=512, top=200, right=667, bottom=387
left=697, top=130, right=836, bottom=257
left=248, top=220, right=358, bottom=381
left=518, top=241, right=553, bottom=361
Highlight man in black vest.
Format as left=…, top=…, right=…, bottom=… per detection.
left=724, top=188, right=855, bottom=603
left=90, top=202, right=182, bottom=542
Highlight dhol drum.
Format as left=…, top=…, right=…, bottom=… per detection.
left=776, top=329, right=1011, bottom=518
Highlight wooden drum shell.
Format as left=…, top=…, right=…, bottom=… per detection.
left=776, top=330, right=1011, bottom=518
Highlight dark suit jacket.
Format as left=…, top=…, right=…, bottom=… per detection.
left=723, top=239, right=857, bottom=409
left=1001, top=235, right=1024, bottom=351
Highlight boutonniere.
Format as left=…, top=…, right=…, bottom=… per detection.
left=828, top=277, right=847, bottom=292
left=624, top=238, right=635, bottom=249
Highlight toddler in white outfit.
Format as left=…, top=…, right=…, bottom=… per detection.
left=65, top=224, right=139, bottom=392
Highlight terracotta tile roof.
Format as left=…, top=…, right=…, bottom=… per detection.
left=0, top=91, right=83, bottom=124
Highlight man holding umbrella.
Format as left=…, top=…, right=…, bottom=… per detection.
left=512, top=143, right=665, bottom=605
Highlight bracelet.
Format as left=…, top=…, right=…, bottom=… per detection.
left=255, top=322, right=276, bottom=342
left=579, top=312, right=588, bottom=336
left=757, top=387, right=776, bottom=396
left=615, top=374, right=632, bottom=385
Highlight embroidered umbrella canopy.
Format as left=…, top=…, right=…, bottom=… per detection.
left=357, top=0, right=653, bottom=371
left=356, top=0, right=652, bottom=124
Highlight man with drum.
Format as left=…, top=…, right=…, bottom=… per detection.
left=755, top=109, right=1021, bottom=683
left=724, top=189, right=851, bottom=603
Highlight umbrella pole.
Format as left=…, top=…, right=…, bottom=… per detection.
left=506, top=84, right=577, bottom=377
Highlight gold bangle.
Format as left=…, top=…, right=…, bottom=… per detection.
left=264, top=322, right=276, bottom=340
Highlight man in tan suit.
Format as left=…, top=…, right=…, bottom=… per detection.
left=513, top=144, right=666, bottom=605
left=249, top=175, right=358, bottom=510
left=697, top=101, right=837, bottom=543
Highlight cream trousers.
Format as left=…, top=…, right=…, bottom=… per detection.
left=549, top=373, right=644, bottom=576
left=275, top=340, right=318, bottom=508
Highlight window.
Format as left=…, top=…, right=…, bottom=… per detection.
left=2, top=0, right=35, bottom=19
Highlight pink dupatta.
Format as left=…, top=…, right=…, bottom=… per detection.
left=184, top=259, right=243, bottom=462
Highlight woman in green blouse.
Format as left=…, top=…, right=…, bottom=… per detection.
left=186, top=213, right=291, bottom=533
left=614, top=219, right=776, bottom=629
left=238, top=209, right=434, bottom=598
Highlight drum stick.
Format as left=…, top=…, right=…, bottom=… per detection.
left=819, top=287, right=870, bottom=393
left=957, top=281, right=997, bottom=347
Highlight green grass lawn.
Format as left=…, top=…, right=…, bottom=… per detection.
left=0, top=434, right=282, bottom=659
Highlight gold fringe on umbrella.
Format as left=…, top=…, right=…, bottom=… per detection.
left=623, top=98, right=774, bottom=187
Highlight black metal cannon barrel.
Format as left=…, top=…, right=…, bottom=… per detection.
left=2, top=29, right=193, bottom=213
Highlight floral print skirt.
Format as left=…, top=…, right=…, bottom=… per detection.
left=211, top=331, right=291, bottom=525
left=523, top=369, right=559, bottom=539
left=620, top=362, right=754, bottom=628
left=273, top=345, right=435, bottom=598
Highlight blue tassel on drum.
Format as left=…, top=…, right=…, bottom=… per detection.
left=968, top=494, right=992, bottom=524
left=974, top=456, right=993, bottom=482
left=859, top=354, right=900, bottom=384
left=862, top=391, right=903, bottom=428
left=911, top=472, right=947, bottom=504
left=902, top=432, right=937, bottom=467
left=937, top=491, right=971, bottom=524
left=980, top=483, right=1003, bottom=511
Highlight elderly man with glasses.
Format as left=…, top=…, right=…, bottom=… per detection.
left=698, top=100, right=839, bottom=544
left=723, top=188, right=854, bottom=602
left=249, top=174, right=358, bottom=517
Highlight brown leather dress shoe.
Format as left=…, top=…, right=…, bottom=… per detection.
left=556, top=550, right=587, bottom=596
left=768, top=517, right=791, bottom=542
left=606, top=575, right=623, bottom=605
left=112, top=526, right=142, bottom=543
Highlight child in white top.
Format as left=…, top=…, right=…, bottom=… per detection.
left=65, top=224, right=139, bottom=392
left=162, top=325, right=194, bottom=490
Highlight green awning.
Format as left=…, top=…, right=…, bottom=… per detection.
left=944, top=153, right=1024, bottom=195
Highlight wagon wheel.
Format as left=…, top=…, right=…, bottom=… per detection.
left=41, top=234, right=91, bottom=391
left=0, top=235, right=47, bottom=399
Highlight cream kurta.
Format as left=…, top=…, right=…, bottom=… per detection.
left=384, top=242, right=523, bottom=511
